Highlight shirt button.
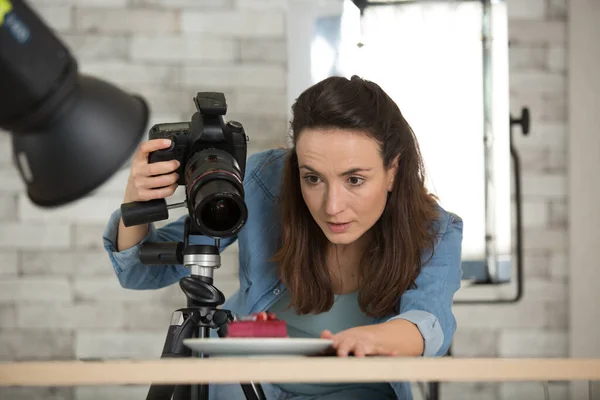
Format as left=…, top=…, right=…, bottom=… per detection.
left=273, top=288, right=281, bottom=295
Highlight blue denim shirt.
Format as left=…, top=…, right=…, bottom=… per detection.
left=102, top=148, right=464, bottom=400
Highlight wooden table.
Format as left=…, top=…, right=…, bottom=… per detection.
left=1, top=358, right=599, bottom=386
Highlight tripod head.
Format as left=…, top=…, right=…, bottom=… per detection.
left=139, top=215, right=233, bottom=335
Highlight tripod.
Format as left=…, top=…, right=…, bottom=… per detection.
left=141, top=216, right=266, bottom=400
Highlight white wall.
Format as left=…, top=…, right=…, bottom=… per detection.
left=568, top=1, right=600, bottom=399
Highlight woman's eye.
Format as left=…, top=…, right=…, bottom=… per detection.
left=348, top=176, right=365, bottom=186
left=304, top=175, right=321, bottom=185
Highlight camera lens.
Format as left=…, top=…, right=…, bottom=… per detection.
left=185, top=149, right=248, bottom=238
left=205, top=198, right=237, bottom=224
left=196, top=181, right=244, bottom=233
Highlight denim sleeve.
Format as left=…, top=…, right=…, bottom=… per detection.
left=102, top=208, right=236, bottom=290
left=386, top=214, right=463, bottom=357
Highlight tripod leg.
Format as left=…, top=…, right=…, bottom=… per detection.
left=173, top=385, right=191, bottom=400
left=192, top=384, right=208, bottom=400
left=240, top=383, right=267, bottom=400
left=186, top=326, right=211, bottom=400
left=146, top=311, right=196, bottom=400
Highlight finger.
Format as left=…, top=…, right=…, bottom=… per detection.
left=130, top=157, right=174, bottom=178
left=140, top=139, right=173, bottom=156
left=133, top=139, right=172, bottom=163
left=336, top=339, right=355, bottom=357
left=353, top=343, right=368, bottom=358
left=140, top=160, right=180, bottom=177
left=138, top=183, right=178, bottom=201
left=136, top=172, right=179, bottom=190
left=320, top=330, right=334, bottom=339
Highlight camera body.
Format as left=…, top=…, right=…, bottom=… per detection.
left=122, top=92, right=249, bottom=239
left=148, top=93, right=248, bottom=185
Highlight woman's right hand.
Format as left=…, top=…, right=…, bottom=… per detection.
left=123, top=139, right=181, bottom=203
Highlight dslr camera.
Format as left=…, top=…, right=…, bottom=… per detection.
left=121, top=92, right=248, bottom=238
left=120, top=93, right=262, bottom=400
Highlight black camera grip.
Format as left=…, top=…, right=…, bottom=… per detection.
left=121, top=199, right=168, bottom=227
left=140, top=242, right=183, bottom=265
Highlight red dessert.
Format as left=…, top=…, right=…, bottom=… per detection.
left=227, top=312, right=288, bottom=338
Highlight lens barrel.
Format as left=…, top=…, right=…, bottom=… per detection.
left=185, top=149, right=247, bottom=238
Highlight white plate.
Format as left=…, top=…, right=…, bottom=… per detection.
left=183, top=338, right=333, bottom=357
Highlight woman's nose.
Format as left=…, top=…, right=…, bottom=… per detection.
left=324, top=185, right=345, bottom=216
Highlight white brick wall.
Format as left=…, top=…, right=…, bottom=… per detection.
left=0, top=330, right=75, bottom=360
left=506, top=0, right=546, bottom=20
left=75, top=8, right=180, bottom=34
left=76, top=386, right=149, bottom=400
left=0, top=1, right=569, bottom=399
left=181, top=64, right=287, bottom=91
left=131, top=0, right=233, bottom=9
left=509, top=45, right=546, bottom=70
left=131, top=35, right=237, bottom=63
left=18, top=194, right=127, bottom=224
left=510, top=71, right=566, bottom=94
left=0, top=193, right=18, bottom=221
left=447, top=0, right=570, bottom=397
left=548, top=47, right=567, bottom=72
left=61, top=34, right=130, bottom=60
left=75, top=331, right=166, bottom=359
left=550, top=252, right=568, bottom=279
left=76, top=0, right=129, bottom=7
left=522, top=252, right=551, bottom=278
left=0, top=388, right=73, bottom=400
left=28, top=5, right=72, bottom=31
left=77, top=62, right=181, bottom=91
left=499, top=329, right=569, bottom=357
left=0, top=223, right=71, bottom=249
left=500, top=382, right=569, bottom=400
left=180, top=10, right=285, bottom=37
left=0, top=251, right=18, bottom=276
left=236, top=0, right=287, bottom=10
left=547, top=0, right=567, bottom=19
left=20, top=250, right=115, bottom=276
left=509, top=20, right=566, bottom=44
left=521, top=173, right=566, bottom=198
left=17, top=303, right=127, bottom=329
left=71, top=224, right=108, bottom=249
left=239, top=38, right=287, bottom=64
left=0, top=164, right=27, bottom=192
left=0, top=133, right=13, bottom=166
left=0, top=278, right=72, bottom=302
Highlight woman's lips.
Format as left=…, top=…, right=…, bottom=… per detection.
left=327, top=222, right=352, bottom=233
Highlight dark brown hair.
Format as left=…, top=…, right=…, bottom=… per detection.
left=271, top=75, right=439, bottom=317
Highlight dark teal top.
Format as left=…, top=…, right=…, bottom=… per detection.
left=268, top=289, right=396, bottom=397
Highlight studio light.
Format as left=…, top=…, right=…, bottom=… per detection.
left=0, top=0, right=149, bottom=206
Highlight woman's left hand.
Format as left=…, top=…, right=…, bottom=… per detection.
left=320, top=326, right=398, bottom=357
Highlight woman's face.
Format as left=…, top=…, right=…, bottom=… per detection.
left=296, top=127, right=397, bottom=245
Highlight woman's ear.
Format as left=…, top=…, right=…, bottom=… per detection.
left=387, top=155, right=400, bottom=192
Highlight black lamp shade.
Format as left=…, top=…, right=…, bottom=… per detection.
left=1, top=0, right=149, bottom=207
left=11, top=76, right=149, bottom=207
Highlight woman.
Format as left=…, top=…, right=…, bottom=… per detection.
left=103, top=75, right=463, bottom=400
